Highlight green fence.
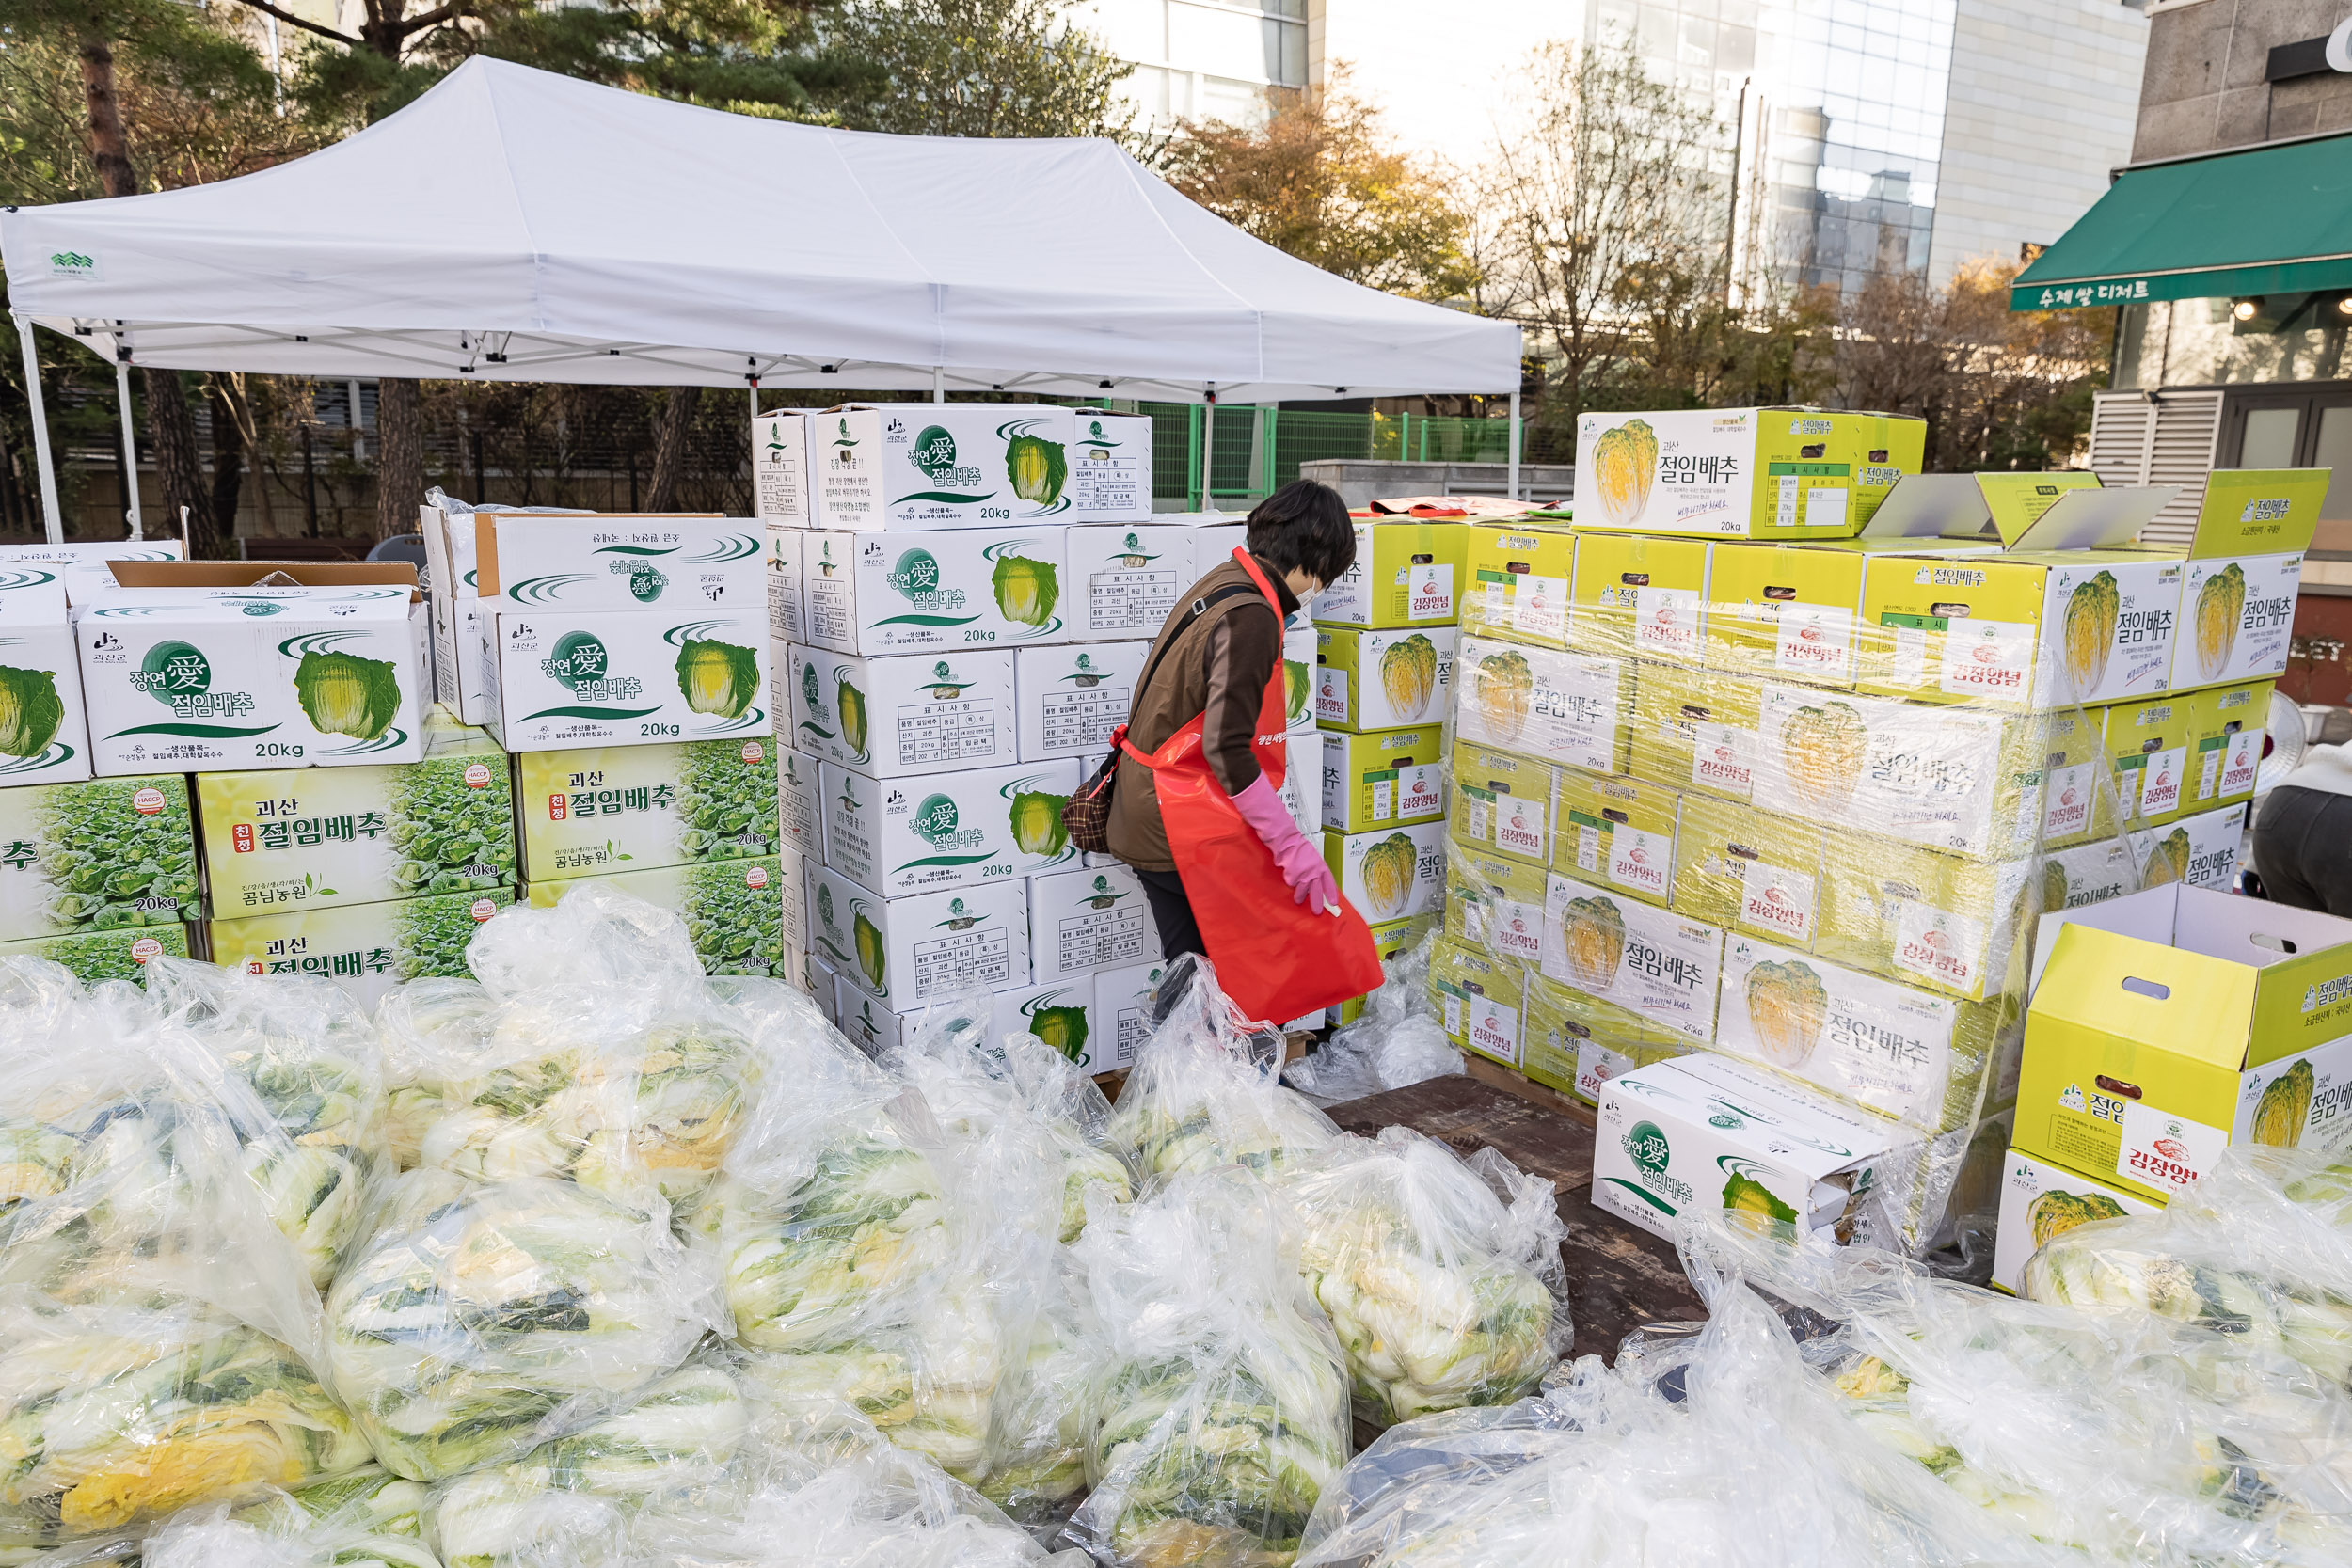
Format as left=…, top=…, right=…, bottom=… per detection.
left=1137, top=404, right=1529, bottom=509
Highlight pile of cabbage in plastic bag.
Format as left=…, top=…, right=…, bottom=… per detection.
left=141, top=1469, right=436, bottom=1568
left=0, top=958, right=373, bottom=1549
left=1068, top=1166, right=1351, bottom=1568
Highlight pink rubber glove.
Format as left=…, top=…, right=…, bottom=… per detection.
left=1231, top=773, right=1341, bottom=911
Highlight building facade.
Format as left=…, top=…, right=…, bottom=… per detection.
left=1078, top=0, right=1313, bottom=128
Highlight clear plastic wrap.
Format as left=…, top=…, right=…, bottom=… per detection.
left=373, top=887, right=762, bottom=1219
left=325, top=1167, right=723, bottom=1482
left=0, top=959, right=370, bottom=1547
left=977, top=1261, right=1105, bottom=1530
left=1067, top=1167, right=1351, bottom=1568
left=146, top=1471, right=440, bottom=1568
left=1286, top=1128, right=1567, bottom=1427
left=1104, top=958, right=1342, bottom=1180
left=1281, top=936, right=1462, bottom=1108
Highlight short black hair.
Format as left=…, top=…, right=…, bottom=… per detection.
left=1246, top=479, right=1355, bottom=588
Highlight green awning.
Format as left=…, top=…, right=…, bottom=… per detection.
left=2010, top=131, right=2352, bottom=311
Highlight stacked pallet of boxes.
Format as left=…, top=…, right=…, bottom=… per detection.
left=764, top=403, right=1192, bottom=1076
left=1429, top=408, right=2293, bottom=1254
left=1313, top=517, right=1463, bottom=1023
left=421, top=504, right=785, bottom=990
left=0, top=542, right=201, bottom=984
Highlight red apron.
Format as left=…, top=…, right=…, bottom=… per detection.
left=1120, top=549, right=1384, bottom=1025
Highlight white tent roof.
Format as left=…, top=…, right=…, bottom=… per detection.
left=0, top=58, right=1518, bottom=401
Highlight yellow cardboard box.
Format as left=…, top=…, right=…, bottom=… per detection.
left=1449, top=740, right=1559, bottom=868
left=2034, top=704, right=2118, bottom=850
left=1628, top=663, right=1763, bottom=801
left=1568, top=533, right=1713, bottom=662
left=1540, top=874, right=1724, bottom=1041
left=2131, top=800, right=2246, bottom=893
left=1321, top=723, right=1448, bottom=833
left=2164, top=469, right=2324, bottom=691
left=1573, top=407, right=1926, bottom=539
left=1328, top=913, right=1438, bottom=1026
left=1717, top=935, right=1966, bottom=1129
left=1430, top=936, right=1527, bottom=1067
left=1314, top=626, right=1456, bottom=730
left=1551, top=768, right=1681, bottom=910
left=1814, top=841, right=2035, bottom=1004
left=1462, top=524, right=1576, bottom=646
left=1444, top=846, right=1549, bottom=968
left=1316, top=521, right=1470, bottom=629
left=1521, top=969, right=1692, bottom=1103
left=1454, top=635, right=1629, bottom=774
left=1701, top=543, right=1867, bottom=688
left=2102, top=691, right=2196, bottom=827
left=1671, top=796, right=1827, bottom=949
left=2184, top=678, right=2272, bottom=815
left=2017, top=884, right=2352, bottom=1200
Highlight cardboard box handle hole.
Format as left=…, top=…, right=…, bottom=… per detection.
left=2122, top=976, right=2170, bottom=1001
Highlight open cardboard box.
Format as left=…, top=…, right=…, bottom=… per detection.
left=2018, top=882, right=2352, bottom=1202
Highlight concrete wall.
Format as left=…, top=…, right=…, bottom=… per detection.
left=1297, top=458, right=1575, bottom=508
left=2135, top=0, right=2352, bottom=161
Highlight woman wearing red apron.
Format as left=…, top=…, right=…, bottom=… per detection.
left=1103, top=481, right=1383, bottom=1026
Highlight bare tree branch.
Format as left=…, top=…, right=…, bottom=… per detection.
left=232, top=0, right=360, bottom=48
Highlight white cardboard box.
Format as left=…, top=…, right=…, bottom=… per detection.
left=1094, top=958, right=1172, bottom=1073
left=1067, top=410, right=1155, bottom=524
left=474, top=514, right=763, bottom=612
left=834, top=973, right=904, bottom=1053
left=0, top=538, right=187, bottom=605
left=994, top=975, right=1104, bottom=1068
left=778, top=746, right=821, bottom=858
left=807, top=862, right=1031, bottom=1008
left=1016, top=641, right=1147, bottom=763
left=754, top=413, right=812, bottom=526
left=481, top=605, right=771, bottom=753
left=1028, top=863, right=1162, bottom=981
left=790, top=643, right=1018, bottom=776
left=0, top=568, right=90, bottom=784
left=803, top=529, right=1072, bottom=655
left=817, top=404, right=1080, bottom=530
left=1592, top=1053, right=1900, bottom=1244
left=1989, top=1147, right=2162, bottom=1295
left=1066, top=525, right=1194, bottom=639
left=765, top=526, right=805, bottom=643
left=1282, top=622, right=1317, bottom=735
left=819, top=755, right=1081, bottom=895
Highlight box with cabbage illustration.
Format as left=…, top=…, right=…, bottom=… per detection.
left=1814, top=842, right=2033, bottom=1004
left=1988, top=1146, right=2163, bottom=1295
left=1325, top=819, right=1444, bottom=923
left=1444, top=846, right=1547, bottom=967
left=2132, top=801, right=2244, bottom=893
left=1463, top=525, right=1574, bottom=645
left=802, top=528, right=1072, bottom=655
left=1282, top=622, right=1316, bottom=735
left=480, top=603, right=770, bottom=753
left=808, top=861, right=1031, bottom=1009
left=526, top=855, right=787, bottom=976
left=2185, top=678, right=2269, bottom=813
left=1322, top=723, right=1446, bottom=833
left=1017, top=641, right=1147, bottom=763
left=2040, top=835, right=2137, bottom=914
left=1716, top=936, right=1960, bottom=1129
left=2019, top=884, right=2352, bottom=1200
left=779, top=746, right=819, bottom=857
left=0, top=773, right=197, bottom=943
left=820, top=756, right=1078, bottom=895
left=2163, top=467, right=2323, bottom=692
left=1592, top=1053, right=1900, bottom=1245
left=1430, top=937, right=1526, bottom=1066
left=1097, top=957, right=1173, bottom=1074
left=1700, top=543, right=1867, bottom=688
left=788, top=642, right=1017, bottom=775
left=1540, top=876, right=1724, bottom=1041
left=202, top=713, right=515, bottom=914
left=1550, top=769, right=1681, bottom=910
left=0, top=564, right=91, bottom=784
left=754, top=411, right=811, bottom=525
left=1628, top=663, right=1760, bottom=801
left=1028, top=863, right=1161, bottom=982
left=815, top=404, right=1078, bottom=531
left=1448, top=741, right=1557, bottom=868
left=208, top=889, right=512, bottom=1009
left=1568, top=533, right=1712, bottom=662
left=1067, top=410, right=1154, bottom=525
left=1670, top=797, right=1825, bottom=948
left=471, top=512, right=763, bottom=612
left=80, top=591, right=428, bottom=774
left=0, top=921, right=190, bottom=987
left=516, top=736, right=777, bottom=884
left=1329, top=914, right=1438, bottom=1026
left=1314, top=626, right=1455, bottom=731
left=1066, top=525, right=1192, bottom=637
left=1315, top=521, right=1468, bottom=629
left=994, top=975, right=1103, bottom=1067
left=1575, top=407, right=1924, bottom=540
left=1454, top=636, right=1627, bottom=775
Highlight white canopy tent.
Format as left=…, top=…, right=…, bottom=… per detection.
left=0, top=57, right=1522, bottom=541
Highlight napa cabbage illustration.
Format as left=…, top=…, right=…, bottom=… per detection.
left=852, top=908, right=886, bottom=990
left=1284, top=658, right=1312, bottom=725
left=1722, top=1169, right=1797, bottom=1226
left=2026, top=1187, right=2127, bottom=1248
left=1470, top=648, right=1534, bottom=740
left=1010, top=788, right=1072, bottom=858
left=675, top=637, right=759, bottom=718
left=1777, top=700, right=1868, bottom=810
left=1744, top=958, right=1829, bottom=1069
left=1589, top=418, right=1660, bottom=526
left=1359, top=832, right=1419, bottom=918
left=2251, top=1059, right=2314, bottom=1148
left=2041, top=859, right=2070, bottom=913
left=1026, top=1001, right=1089, bottom=1062
left=2060, top=571, right=2121, bottom=695
left=1005, top=426, right=1069, bottom=505
left=1379, top=634, right=1440, bottom=721
left=0, top=664, right=65, bottom=758
left=294, top=649, right=401, bottom=740
left=993, top=552, right=1060, bottom=627
left=836, top=675, right=869, bottom=757
left=2141, top=827, right=2190, bottom=888
left=1557, top=895, right=1626, bottom=990
left=2192, top=563, right=2247, bottom=680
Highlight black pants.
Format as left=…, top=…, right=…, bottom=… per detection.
left=1135, top=866, right=1206, bottom=961
left=2251, top=785, right=2352, bottom=917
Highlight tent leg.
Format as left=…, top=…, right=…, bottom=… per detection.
left=1507, top=388, right=1521, bottom=502
left=1200, top=388, right=1216, bottom=512
left=11, top=316, right=63, bottom=545
left=748, top=383, right=759, bottom=426
left=115, top=358, right=143, bottom=539
left=932, top=367, right=944, bottom=404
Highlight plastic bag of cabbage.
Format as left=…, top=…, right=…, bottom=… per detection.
left=1287, top=1128, right=1567, bottom=1428
left=1066, top=1167, right=1350, bottom=1568
left=1281, top=935, right=1460, bottom=1108
left=142, top=1470, right=437, bottom=1568
left=0, top=958, right=373, bottom=1548
left=374, top=887, right=762, bottom=1219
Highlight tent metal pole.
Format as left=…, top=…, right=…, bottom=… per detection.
left=748, top=383, right=758, bottom=426
left=1507, top=388, right=1521, bottom=501
left=932, top=367, right=944, bottom=404
left=115, top=358, right=144, bottom=539
left=1200, top=387, right=1216, bottom=511
left=11, top=315, right=64, bottom=545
